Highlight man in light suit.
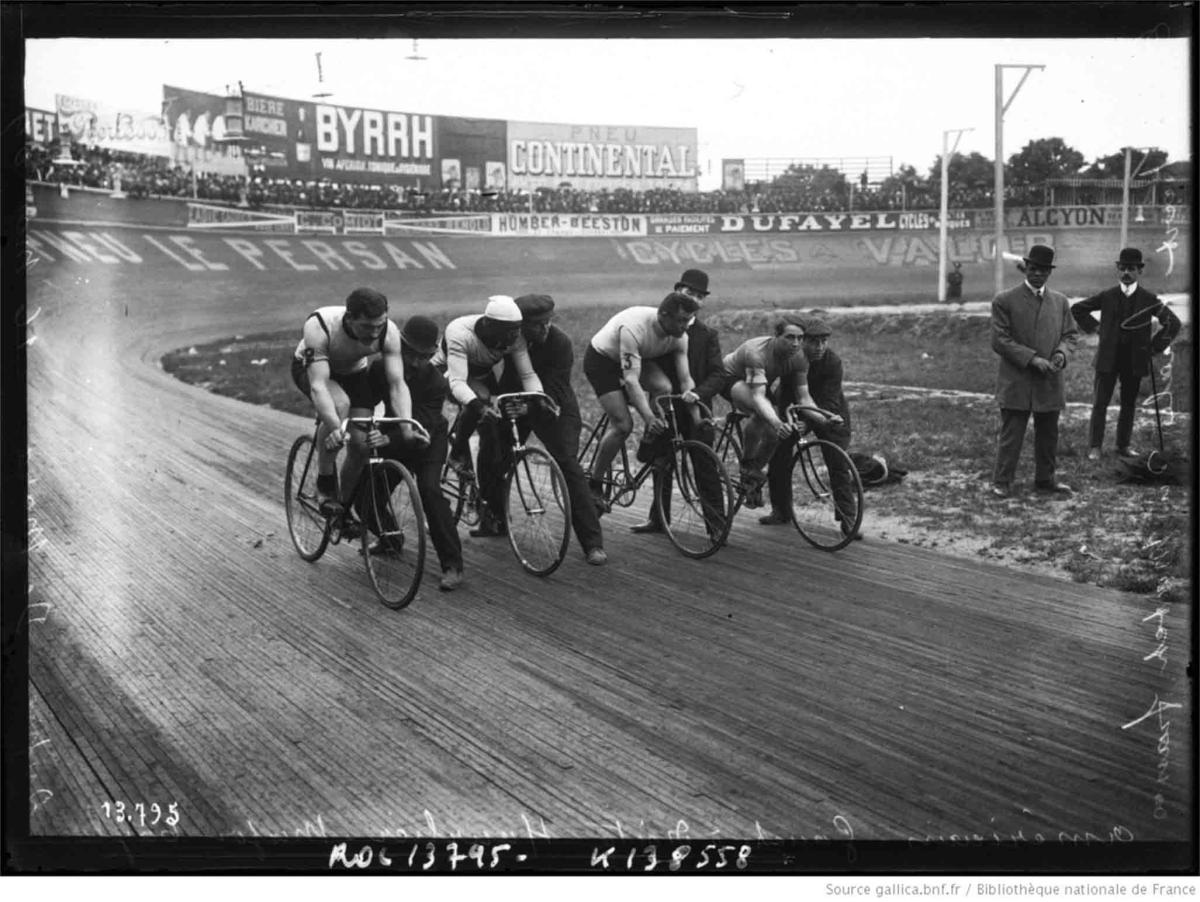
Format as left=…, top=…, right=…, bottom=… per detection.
left=1071, top=247, right=1181, bottom=459
left=990, top=244, right=1079, bottom=499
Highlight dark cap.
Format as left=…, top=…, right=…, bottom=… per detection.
left=1022, top=245, right=1056, bottom=269
left=674, top=269, right=710, bottom=297
left=803, top=317, right=832, bottom=338
left=400, top=315, right=439, bottom=355
left=1117, top=247, right=1144, bottom=267
left=515, top=293, right=555, bottom=323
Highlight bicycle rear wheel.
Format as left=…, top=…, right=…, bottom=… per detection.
left=579, top=420, right=636, bottom=509
left=656, top=440, right=733, bottom=559
left=714, top=416, right=744, bottom=484
left=440, top=463, right=480, bottom=528
left=789, top=440, right=864, bottom=552
left=358, top=460, right=426, bottom=609
left=505, top=447, right=571, bottom=576
left=284, top=434, right=331, bottom=561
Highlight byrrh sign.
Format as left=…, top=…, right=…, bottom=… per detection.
left=507, top=121, right=697, bottom=192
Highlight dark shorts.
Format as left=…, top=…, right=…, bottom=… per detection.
left=291, top=357, right=380, bottom=410
left=583, top=345, right=624, bottom=397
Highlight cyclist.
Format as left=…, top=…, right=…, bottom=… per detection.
left=291, top=287, right=422, bottom=513
left=363, top=315, right=467, bottom=589
left=433, top=295, right=544, bottom=537
left=722, top=316, right=837, bottom=508
left=762, top=317, right=860, bottom=538
left=634, top=269, right=726, bottom=534
left=496, top=294, right=607, bottom=565
left=583, top=291, right=701, bottom=512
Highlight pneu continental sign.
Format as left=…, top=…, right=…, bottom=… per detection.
left=506, top=121, right=698, bottom=192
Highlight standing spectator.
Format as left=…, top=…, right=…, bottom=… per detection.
left=761, top=317, right=859, bottom=538
left=498, top=294, right=607, bottom=565
left=989, top=245, right=1079, bottom=498
left=947, top=262, right=964, bottom=301
left=1071, top=247, right=1181, bottom=459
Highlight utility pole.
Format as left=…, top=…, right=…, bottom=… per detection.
left=994, top=64, right=1044, bottom=295
left=938, top=127, right=972, bottom=302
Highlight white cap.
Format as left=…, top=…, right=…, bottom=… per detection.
left=484, top=295, right=522, bottom=323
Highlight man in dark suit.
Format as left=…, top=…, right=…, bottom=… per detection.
left=633, top=269, right=727, bottom=533
left=990, top=244, right=1079, bottom=498
left=498, top=294, right=607, bottom=565
left=1071, top=247, right=1181, bottom=459
left=367, top=315, right=465, bottom=591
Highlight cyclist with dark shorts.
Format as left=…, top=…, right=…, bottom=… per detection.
left=582, top=292, right=701, bottom=511
left=291, top=287, right=424, bottom=511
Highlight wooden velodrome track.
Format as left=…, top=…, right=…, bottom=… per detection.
left=20, top=235, right=1192, bottom=862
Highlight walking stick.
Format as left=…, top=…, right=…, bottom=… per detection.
left=1146, top=352, right=1167, bottom=475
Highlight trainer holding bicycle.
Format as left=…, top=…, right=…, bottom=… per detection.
left=291, top=287, right=423, bottom=511
left=583, top=292, right=701, bottom=512
left=365, top=316, right=466, bottom=591
left=433, top=295, right=544, bottom=538
left=1070, top=247, right=1181, bottom=461
left=496, top=294, right=608, bottom=566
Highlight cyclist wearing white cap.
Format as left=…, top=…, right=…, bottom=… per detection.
left=432, top=295, right=543, bottom=536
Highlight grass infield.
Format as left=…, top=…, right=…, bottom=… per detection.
left=163, top=305, right=1192, bottom=600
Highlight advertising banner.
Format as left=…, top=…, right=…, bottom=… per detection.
left=709, top=211, right=975, bottom=233
left=647, top=214, right=719, bottom=235
left=161, top=85, right=247, bottom=176
left=506, top=121, right=698, bottom=192
left=436, top=116, right=506, bottom=192
left=296, top=210, right=386, bottom=234
left=240, top=90, right=307, bottom=176
left=490, top=212, right=647, bottom=237
left=26, top=107, right=60, bottom=145
left=309, top=100, right=436, bottom=186
left=56, top=94, right=171, bottom=157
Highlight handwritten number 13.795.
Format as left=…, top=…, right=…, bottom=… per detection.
left=100, top=801, right=180, bottom=827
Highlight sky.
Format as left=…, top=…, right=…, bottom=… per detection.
left=24, top=37, right=1193, bottom=190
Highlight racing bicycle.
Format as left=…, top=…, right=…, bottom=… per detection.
left=578, top=394, right=734, bottom=559
left=440, top=391, right=572, bottom=577
left=285, top=415, right=430, bottom=609
left=712, top=403, right=864, bottom=552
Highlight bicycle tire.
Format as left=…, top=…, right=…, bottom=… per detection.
left=284, top=434, right=331, bottom=562
left=505, top=447, right=571, bottom=577
left=714, top=416, right=744, bottom=484
left=655, top=439, right=733, bottom=559
left=789, top=439, right=864, bottom=552
left=358, top=459, right=426, bottom=609
left=579, top=419, right=638, bottom=509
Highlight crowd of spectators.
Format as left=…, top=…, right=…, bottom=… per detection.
left=23, top=139, right=1179, bottom=216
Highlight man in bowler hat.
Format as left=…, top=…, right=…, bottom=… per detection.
left=1070, top=247, right=1181, bottom=459
left=990, top=244, right=1079, bottom=498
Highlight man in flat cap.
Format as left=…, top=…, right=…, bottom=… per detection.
left=498, top=294, right=607, bottom=565
left=990, top=244, right=1079, bottom=499
left=761, top=316, right=859, bottom=538
left=1071, top=247, right=1181, bottom=460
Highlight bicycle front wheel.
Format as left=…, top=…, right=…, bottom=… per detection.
left=789, top=440, right=864, bottom=552
left=284, top=434, right=331, bottom=562
left=359, top=460, right=426, bottom=609
left=655, top=440, right=733, bottom=559
left=505, top=447, right=571, bottom=577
